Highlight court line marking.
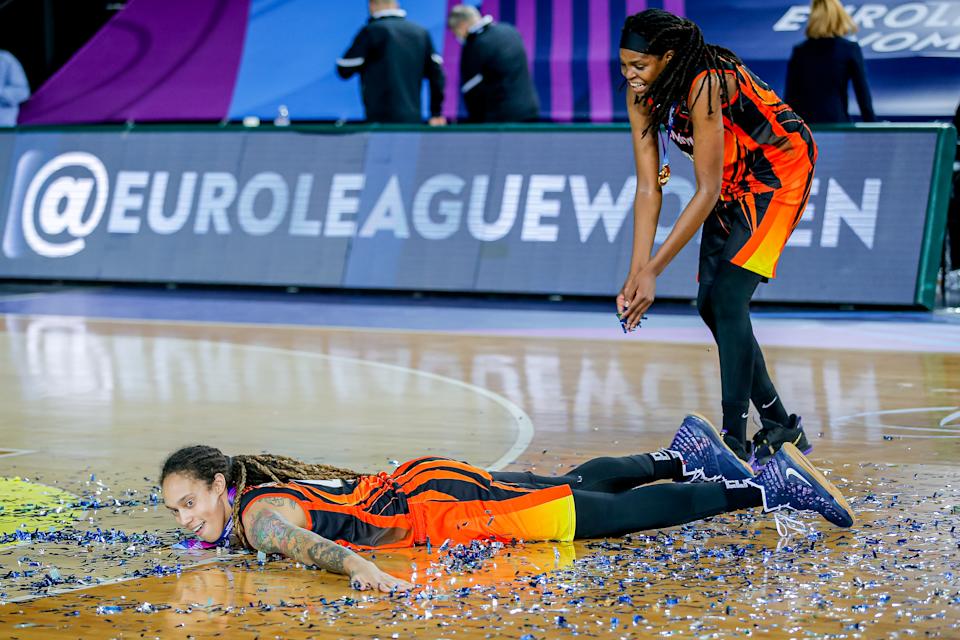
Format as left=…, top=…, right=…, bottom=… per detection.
left=834, top=406, right=959, bottom=420
left=0, top=293, right=74, bottom=303
left=942, top=410, right=960, bottom=427
left=865, top=425, right=960, bottom=433
left=238, top=343, right=534, bottom=471
left=0, top=317, right=535, bottom=472
left=6, top=309, right=960, bottom=355
left=9, top=310, right=596, bottom=345
left=0, top=287, right=103, bottom=303
left=1, top=557, right=230, bottom=604
left=878, top=434, right=960, bottom=439
left=833, top=406, right=960, bottom=440
left=0, top=449, right=35, bottom=459
left=0, top=330, right=534, bottom=604
left=0, top=331, right=534, bottom=604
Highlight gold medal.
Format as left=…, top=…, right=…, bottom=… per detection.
left=657, top=164, right=671, bottom=186
left=657, top=104, right=676, bottom=188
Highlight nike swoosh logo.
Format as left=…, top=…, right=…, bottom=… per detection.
left=741, top=412, right=749, bottom=419
left=785, top=467, right=813, bottom=487
left=761, top=397, right=778, bottom=409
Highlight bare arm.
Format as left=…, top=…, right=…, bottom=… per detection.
left=617, top=91, right=663, bottom=318
left=621, top=75, right=724, bottom=327
left=645, top=77, right=723, bottom=276
left=243, top=498, right=413, bottom=592
left=625, top=91, right=663, bottom=277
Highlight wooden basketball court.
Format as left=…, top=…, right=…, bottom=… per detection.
left=0, top=293, right=958, bottom=638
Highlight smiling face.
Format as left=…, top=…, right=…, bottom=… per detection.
left=619, top=48, right=674, bottom=96
left=162, top=471, right=230, bottom=543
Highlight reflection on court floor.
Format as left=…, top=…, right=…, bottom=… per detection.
left=0, top=295, right=958, bottom=637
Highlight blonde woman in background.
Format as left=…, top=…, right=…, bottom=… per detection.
left=785, top=0, right=875, bottom=123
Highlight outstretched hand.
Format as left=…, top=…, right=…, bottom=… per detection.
left=348, top=557, right=414, bottom=593
left=618, top=269, right=656, bottom=331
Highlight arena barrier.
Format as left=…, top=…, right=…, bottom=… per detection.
left=0, top=122, right=954, bottom=308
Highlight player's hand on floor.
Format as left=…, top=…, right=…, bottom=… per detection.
left=348, top=558, right=414, bottom=593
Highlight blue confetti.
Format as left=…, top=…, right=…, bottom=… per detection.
left=96, top=605, right=122, bottom=615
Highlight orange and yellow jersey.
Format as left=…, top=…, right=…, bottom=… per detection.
left=668, top=61, right=817, bottom=200
left=668, top=61, right=817, bottom=278
left=238, top=456, right=576, bottom=551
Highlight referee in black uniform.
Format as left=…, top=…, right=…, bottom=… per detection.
left=447, top=5, right=539, bottom=123
left=337, top=0, right=446, bottom=125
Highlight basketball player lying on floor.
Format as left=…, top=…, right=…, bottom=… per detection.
left=161, top=415, right=854, bottom=592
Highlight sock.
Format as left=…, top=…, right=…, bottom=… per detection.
left=756, top=394, right=788, bottom=426
left=722, top=400, right=750, bottom=445
left=647, top=449, right=685, bottom=481
left=722, top=479, right=764, bottom=510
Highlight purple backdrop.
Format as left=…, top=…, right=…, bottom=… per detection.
left=18, top=0, right=248, bottom=124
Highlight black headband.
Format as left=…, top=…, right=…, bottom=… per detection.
left=619, top=30, right=651, bottom=53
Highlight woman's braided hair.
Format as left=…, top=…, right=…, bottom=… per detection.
left=623, top=9, right=742, bottom=138
left=160, top=445, right=363, bottom=548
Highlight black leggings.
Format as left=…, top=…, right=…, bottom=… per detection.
left=697, top=261, right=783, bottom=441
left=491, top=453, right=761, bottom=539
left=697, top=261, right=776, bottom=405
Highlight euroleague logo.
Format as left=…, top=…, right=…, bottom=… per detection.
left=3, top=151, right=109, bottom=258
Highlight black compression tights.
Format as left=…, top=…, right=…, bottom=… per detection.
left=697, top=261, right=786, bottom=443
left=491, top=453, right=762, bottom=539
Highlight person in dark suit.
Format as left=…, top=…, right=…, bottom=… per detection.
left=447, top=4, right=539, bottom=123
left=337, top=0, right=446, bottom=125
left=785, top=0, right=875, bottom=123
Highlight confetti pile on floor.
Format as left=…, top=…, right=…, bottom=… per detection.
left=0, top=460, right=958, bottom=637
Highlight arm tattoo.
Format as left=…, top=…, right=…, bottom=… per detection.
left=247, top=508, right=358, bottom=575
left=305, top=538, right=352, bottom=574
left=261, top=496, right=294, bottom=508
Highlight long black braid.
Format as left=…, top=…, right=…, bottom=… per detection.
left=161, top=445, right=363, bottom=549
left=623, top=9, right=742, bottom=138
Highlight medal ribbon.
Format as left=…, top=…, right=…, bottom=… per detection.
left=657, top=103, right=676, bottom=186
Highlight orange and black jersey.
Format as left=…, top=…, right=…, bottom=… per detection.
left=238, top=456, right=575, bottom=550
left=668, top=61, right=817, bottom=200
